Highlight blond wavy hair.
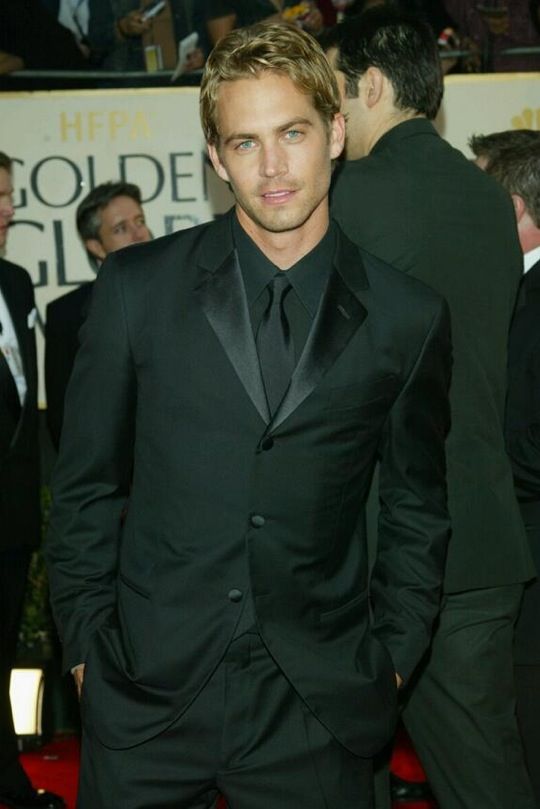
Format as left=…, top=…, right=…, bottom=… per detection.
left=200, top=22, right=340, bottom=146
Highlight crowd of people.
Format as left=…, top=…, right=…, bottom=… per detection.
left=1, top=0, right=540, bottom=78
left=1, top=5, right=540, bottom=809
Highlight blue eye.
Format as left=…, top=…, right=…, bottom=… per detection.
left=237, top=140, right=256, bottom=151
left=285, top=129, right=302, bottom=141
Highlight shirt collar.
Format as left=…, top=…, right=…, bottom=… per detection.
left=232, top=213, right=336, bottom=316
left=524, top=245, right=540, bottom=274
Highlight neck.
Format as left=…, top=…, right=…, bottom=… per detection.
left=235, top=203, right=329, bottom=270
left=520, top=223, right=540, bottom=256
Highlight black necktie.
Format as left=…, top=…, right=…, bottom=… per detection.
left=256, top=273, right=295, bottom=414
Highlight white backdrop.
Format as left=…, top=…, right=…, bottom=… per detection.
left=0, top=74, right=539, bottom=404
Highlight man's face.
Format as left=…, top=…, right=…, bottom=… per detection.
left=86, top=195, right=151, bottom=261
left=327, top=48, right=370, bottom=160
left=0, top=167, right=15, bottom=250
left=207, top=71, right=345, bottom=244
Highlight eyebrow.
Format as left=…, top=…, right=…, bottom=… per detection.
left=223, top=117, right=314, bottom=146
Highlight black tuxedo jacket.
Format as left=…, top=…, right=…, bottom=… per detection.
left=46, top=212, right=451, bottom=756
left=45, top=282, right=93, bottom=449
left=0, top=258, right=40, bottom=552
left=506, top=258, right=540, bottom=663
left=332, top=118, right=534, bottom=592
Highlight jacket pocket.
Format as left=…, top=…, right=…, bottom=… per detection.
left=118, top=571, right=151, bottom=599
left=326, top=375, right=398, bottom=413
left=319, top=590, right=368, bottom=624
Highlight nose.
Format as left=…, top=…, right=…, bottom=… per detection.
left=0, top=197, right=14, bottom=222
left=259, top=143, right=287, bottom=179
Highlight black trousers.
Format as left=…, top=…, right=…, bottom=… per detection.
left=79, top=633, right=373, bottom=809
left=0, top=547, right=33, bottom=793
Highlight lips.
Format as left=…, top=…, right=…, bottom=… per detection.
left=261, top=189, right=297, bottom=204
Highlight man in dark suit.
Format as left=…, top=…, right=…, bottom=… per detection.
left=325, top=9, right=536, bottom=808
left=45, top=180, right=151, bottom=448
left=473, top=136, right=540, bottom=807
left=46, top=22, right=451, bottom=808
left=0, top=152, right=64, bottom=809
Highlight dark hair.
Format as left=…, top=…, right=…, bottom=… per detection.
left=321, top=7, right=443, bottom=119
left=0, top=152, right=12, bottom=172
left=469, top=130, right=540, bottom=171
left=76, top=181, right=143, bottom=241
left=485, top=142, right=540, bottom=228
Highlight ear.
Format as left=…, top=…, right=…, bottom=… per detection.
left=329, top=112, right=346, bottom=160
left=362, top=66, right=385, bottom=109
left=85, top=238, right=106, bottom=262
left=511, top=193, right=526, bottom=223
left=207, top=143, right=230, bottom=184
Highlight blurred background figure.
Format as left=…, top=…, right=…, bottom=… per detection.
left=88, top=0, right=207, bottom=72
left=0, top=0, right=88, bottom=75
left=45, top=181, right=152, bottom=449
left=39, top=0, right=91, bottom=54
left=471, top=131, right=540, bottom=809
left=0, top=151, right=65, bottom=809
left=205, top=0, right=325, bottom=45
left=445, top=0, right=540, bottom=71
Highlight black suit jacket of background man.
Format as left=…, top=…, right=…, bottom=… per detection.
left=46, top=211, right=451, bottom=758
left=506, top=258, right=540, bottom=664
left=0, top=258, right=40, bottom=553
left=0, top=257, right=40, bottom=784
left=45, top=282, right=93, bottom=449
left=331, top=119, right=534, bottom=592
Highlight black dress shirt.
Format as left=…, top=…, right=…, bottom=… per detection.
left=231, top=213, right=336, bottom=636
left=233, top=213, right=336, bottom=366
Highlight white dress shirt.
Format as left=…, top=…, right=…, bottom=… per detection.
left=524, top=245, right=540, bottom=274
left=0, top=288, right=27, bottom=405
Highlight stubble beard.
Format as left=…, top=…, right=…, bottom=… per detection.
left=238, top=183, right=329, bottom=237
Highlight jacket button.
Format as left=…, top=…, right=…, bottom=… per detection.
left=250, top=514, right=265, bottom=528
left=261, top=437, right=274, bottom=451
left=228, top=589, right=243, bottom=603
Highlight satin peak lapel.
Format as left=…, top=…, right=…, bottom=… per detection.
left=270, top=264, right=367, bottom=433
left=196, top=249, right=270, bottom=424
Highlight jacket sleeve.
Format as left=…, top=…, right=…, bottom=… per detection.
left=44, top=302, right=76, bottom=450
left=45, top=253, right=135, bottom=672
left=506, top=330, right=540, bottom=501
left=370, top=297, right=452, bottom=683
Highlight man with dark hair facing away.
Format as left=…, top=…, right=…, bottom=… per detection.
left=326, top=8, right=536, bottom=809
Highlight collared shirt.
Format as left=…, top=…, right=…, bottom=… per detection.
left=58, top=0, right=89, bottom=39
left=0, top=287, right=26, bottom=406
left=232, top=213, right=336, bottom=364
left=524, top=245, right=540, bottom=275
left=231, top=213, right=335, bottom=638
